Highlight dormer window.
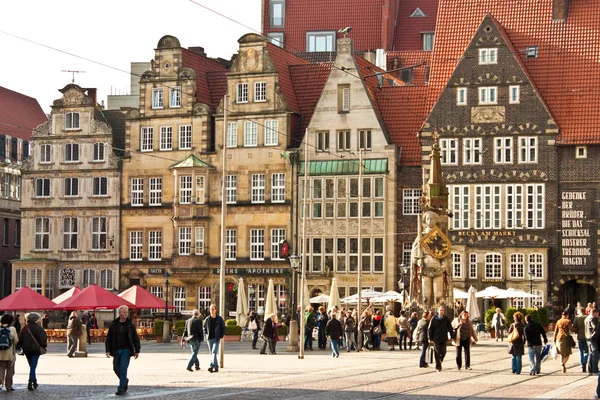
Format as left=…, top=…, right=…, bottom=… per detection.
left=152, top=88, right=164, bottom=109
left=270, top=0, right=285, bottom=27
left=479, top=48, right=498, bottom=64
left=170, top=87, right=181, bottom=108
left=65, top=112, right=80, bottom=130
left=422, top=33, right=434, bottom=51
left=307, top=31, right=335, bottom=52
left=237, top=83, right=248, bottom=103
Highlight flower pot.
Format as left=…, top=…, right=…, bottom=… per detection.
left=489, top=329, right=495, bottom=339
left=224, top=335, right=241, bottom=342
left=156, top=336, right=163, bottom=343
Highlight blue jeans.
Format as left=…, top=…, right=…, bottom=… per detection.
left=578, top=339, right=589, bottom=369
left=187, top=339, right=200, bottom=370
left=588, top=341, right=599, bottom=373
left=399, top=330, right=408, bottom=349
left=207, top=339, right=219, bottom=369
left=113, top=348, right=131, bottom=391
left=304, top=328, right=313, bottom=350
left=25, top=353, right=40, bottom=383
left=528, top=346, right=542, bottom=374
left=252, top=330, right=259, bottom=349
left=511, top=354, right=522, bottom=374
left=419, top=341, right=429, bottom=367
left=372, top=333, right=381, bottom=349
left=330, top=339, right=339, bottom=357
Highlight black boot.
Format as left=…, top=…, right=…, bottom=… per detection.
left=27, top=381, right=34, bottom=391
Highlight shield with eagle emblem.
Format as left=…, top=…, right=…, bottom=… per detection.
left=420, top=226, right=451, bottom=259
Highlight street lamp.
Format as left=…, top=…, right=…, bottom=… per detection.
left=398, top=264, right=409, bottom=304
left=163, top=270, right=171, bottom=343
left=528, top=267, right=535, bottom=307
left=287, top=253, right=301, bottom=352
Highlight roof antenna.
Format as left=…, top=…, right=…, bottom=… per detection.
left=61, top=69, right=86, bottom=84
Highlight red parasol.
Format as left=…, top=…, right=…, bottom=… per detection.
left=0, top=287, right=57, bottom=311
left=54, top=284, right=134, bottom=310
left=51, top=286, right=82, bottom=304
left=118, top=285, right=174, bottom=310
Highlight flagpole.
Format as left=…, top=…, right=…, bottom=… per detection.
left=219, top=94, right=228, bottom=368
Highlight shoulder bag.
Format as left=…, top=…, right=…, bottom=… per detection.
left=507, top=324, right=520, bottom=343
left=27, top=327, right=47, bottom=355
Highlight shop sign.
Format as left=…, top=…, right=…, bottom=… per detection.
left=212, top=268, right=289, bottom=275
left=148, top=268, right=165, bottom=274
left=456, top=231, right=516, bottom=237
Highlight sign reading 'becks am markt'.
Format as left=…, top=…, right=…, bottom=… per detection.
left=212, top=268, right=289, bottom=275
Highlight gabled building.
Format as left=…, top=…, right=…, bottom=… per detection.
left=13, top=85, right=120, bottom=301
left=0, top=87, right=46, bottom=298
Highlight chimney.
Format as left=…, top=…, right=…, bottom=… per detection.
left=188, top=46, right=206, bottom=57
left=85, top=88, right=97, bottom=105
left=375, top=49, right=387, bottom=71
left=552, top=0, right=569, bottom=21
left=363, top=50, right=376, bottom=65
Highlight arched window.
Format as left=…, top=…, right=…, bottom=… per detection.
left=510, top=253, right=524, bottom=278
left=14, top=268, right=27, bottom=290
left=82, top=269, right=96, bottom=288
left=99, top=269, right=114, bottom=290
left=484, top=253, right=502, bottom=279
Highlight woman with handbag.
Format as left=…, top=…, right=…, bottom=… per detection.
left=371, top=310, right=383, bottom=350
left=554, top=311, right=574, bottom=373
left=18, top=313, right=47, bottom=391
left=507, top=311, right=525, bottom=374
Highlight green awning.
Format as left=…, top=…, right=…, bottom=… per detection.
left=170, top=154, right=214, bottom=169
left=299, top=159, right=388, bottom=176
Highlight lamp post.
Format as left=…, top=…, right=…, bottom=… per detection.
left=528, top=267, right=534, bottom=307
left=398, top=264, right=409, bottom=305
left=163, top=270, right=171, bottom=343
left=287, top=253, right=301, bottom=352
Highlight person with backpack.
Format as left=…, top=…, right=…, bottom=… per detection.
left=0, top=314, right=19, bottom=391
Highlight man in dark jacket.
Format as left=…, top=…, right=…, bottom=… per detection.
left=203, top=304, right=225, bottom=373
left=325, top=312, right=342, bottom=358
left=587, top=309, right=600, bottom=375
left=67, top=311, right=83, bottom=357
left=105, top=305, right=141, bottom=396
left=427, top=306, right=455, bottom=371
left=523, top=314, right=548, bottom=375
left=182, top=309, right=203, bottom=371
left=260, top=313, right=275, bottom=355
left=417, top=311, right=431, bottom=368
left=248, top=310, right=260, bottom=350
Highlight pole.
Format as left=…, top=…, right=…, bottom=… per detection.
left=357, top=148, right=363, bottom=350
left=298, top=130, right=308, bottom=359
left=163, top=275, right=170, bottom=342
left=219, top=94, right=228, bottom=368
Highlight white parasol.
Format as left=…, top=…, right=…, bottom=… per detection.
left=264, top=279, right=278, bottom=318
left=236, top=277, right=249, bottom=327
left=465, top=286, right=480, bottom=321
left=328, top=278, right=341, bottom=312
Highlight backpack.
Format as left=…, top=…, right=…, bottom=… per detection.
left=0, top=326, right=12, bottom=350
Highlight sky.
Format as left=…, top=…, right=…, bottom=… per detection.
left=0, top=0, right=261, bottom=114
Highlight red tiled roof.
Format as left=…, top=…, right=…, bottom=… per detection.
left=206, top=70, right=228, bottom=110
left=386, top=50, right=431, bottom=84
left=428, top=1, right=600, bottom=144
left=266, top=42, right=310, bottom=113
left=392, top=0, right=439, bottom=51
left=376, top=85, right=429, bottom=166
left=0, top=86, right=47, bottom=140
left=181, top=49, right=228, bottom=112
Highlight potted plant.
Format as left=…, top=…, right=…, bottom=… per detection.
left=154, top=320, right=164, bottom=343
left=175, top=320, right=186, bottom=342
left=224, top=319, right=242, bottom=342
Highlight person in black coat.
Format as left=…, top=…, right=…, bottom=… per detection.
left=427, top=306, right=455, bottom=372
left=523, top=314, right=548, bottom=375
left=248, top=310, right=261, bottom=350
left=325, top=313, right=343, bottom=358
left=182, top=309, right=203, bottom=371
left=203, top=304, right=225, bottom=373
left=105, top=306, right=141, bottom=396
left=19, top=313, right=47, bottom=391
left=260, top=314, right=275, bottom=354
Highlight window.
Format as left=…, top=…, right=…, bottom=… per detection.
left=469, top=254, right=477, bottom=279
left=337, top=203, right=346, bottom=218
left=401, top=242, right=412, bottom=267
left=14, top=268, right=26, bottom=290
left=337, top=178, right=347, bottom=199
left=141, top=127, right=154, bottom=151
left=463, top=138, right=481, bottom=165
left=93, top=177, right=108, bottom=196
left=494, top=137, right=513, bottom=164
left=64, top=177, right=79, bottom=197
left=336, top=238, right=347, bottom=272
left=179, top=176, right=192, bottom=204
left=576, top=146, right=587, bottom=159
left=34, top=217, right=50, bottom=250
left=93, top=143, right=105, bottom=162
left=131, top=178, right=144, bottom=206
left=226, top=175, right=237, bottom=204
left=359, top=130, right=372, bottom=150
left=30, top=269, right=42, bottom=293
left=479, top=48, right=498, bottom=64
left=312, top=238, right=322, bottom=272
left=313, top=202, right=322, bottom=218
left=480, top=185, right=501, bottom=229
left=129, top=231, right=142, bottom=260
left=349, top=238, right=359, bottom=272
left=271, top=229, right=285, bottom=259
left=268, top=33, right=284, bottom=47
left=45, top=269, right=55, bottom=298
left=195, top=176, right=205, bottom=204
left=519, top=137, right=538, bottom=163
left=170, top=87, right=181, bottom=107
left=64, top=112, right=80, bottom=130
left=452, top=253, right=462, bottom=278
left=422, top=32, right=434, bottom=51
left=2, top=219, right=7, bottom=245
left=40, top=144, right=51, bottom=163
left=479, top=87, right=498, bottom=104
left=149, top=231, right=162, bottom=260
left=451, top=185, right=470, bottom=229
left=509, top=85, right=520, bottom=104
left=510, top=253, right=524, bottom=278
left=226, top=122, right=237, bottom=148
left=403, top=189, right=421, bottom=215
left=64, top=143, right=79, bottom=162
left=271, top=173, right=285, bottom=203
left=530, top=253, right=543, bottom=278
left=63, top=217, right=78, bottom=250
left=179, top=125, right=192, bottom=150
left=225, top=229, right=237, bottom=260
left=338, top=85, right=350, bottom=112
left=317, top=132, right=329, bottom=152
left=307, top=31, right=335, bottom=52
left=14, top=219, right=20, bottom=247
left=526, top=184, right=544, bottom=229
left=506, top=184, right=523, bottom=229
left=82, top=269, right=96, bottom=288
left=270, top=0, right=285, bottom=27
left=179, top=227, right=191, bottom=255
left=313, top=179, right=322, bottom=199
left=401, top=68, right=414, bottom=84
left=149, top=178, right=162, bottom=206
left=264, top=120, right=278, bottom=146
left=532, top=289, right=544, bottom=308
left=159, top=126, right=172, bottom=150
left=237, top=83, right=248, bottom=103
left=374, top=237, right=384, bottom=272
left=255, top=82, right=266, bottom=102
left=251, top=174, right=265, bottom=203
left=513, top=297, right=525, bottom=310
left=457, top=88, right=467, bottom=105
left=440, top=139, right=457, bottom=165
left=150, top=286, right=163, bottom=312
left=152, top=88, right=164, bottom=109
left=244, top=121, right=258, bottom=146
left=195, top=227, right=204, bottom=255
left=276, top=284, right=288, bottom=314
left=248, top=283, right=265, bottom=311
left=92, top=217, right=107, bottom=250
left=100, top=269, right=114, bottom=289
left=198, top=287, right=211, bottom=311
left=337, top=131, right=351, bottom=151
left=250, top=229, right=265, bottom=260
left=485, top=253, right=502, bottom=278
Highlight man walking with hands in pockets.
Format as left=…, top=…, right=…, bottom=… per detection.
left=105, top=305, right=140, bottom=396
left=182, top=309, right=203, bottom=371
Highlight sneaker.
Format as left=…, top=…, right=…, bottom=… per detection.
left=116, top=390, right=126, bottom=396
left=208, top=367, right=214, bottom=373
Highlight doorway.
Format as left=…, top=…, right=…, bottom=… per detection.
left=563, top=279, right=596, bottom=308
left=225, top=282, right=238, bottom=318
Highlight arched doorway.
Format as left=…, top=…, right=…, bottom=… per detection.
left=563, top=279, right=596, bottom=308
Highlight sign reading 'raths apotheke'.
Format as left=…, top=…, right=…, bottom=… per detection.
left=212, top=268, right=289, bottom=275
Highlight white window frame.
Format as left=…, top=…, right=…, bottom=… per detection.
left=149, top=230, right=162, bottom=261
left=268, top=33, right=284, bottom=47
left=226, top=122, right=237, bottom=148
left=271, top=173, right=285, bottom=203
left=244, top=121, right=258, bottom=147
left=479, top=86, right=498, bottom=105
left=509, top=85, right=520, bottom=104
left=173, top=286, right=186, bottom=313
left=469, top=254, right=477, bottom=279
left=254, top=82, right=266, bottom=102
left=451, top=185, right=470, bottom=230
left=64, top=112, right=80, bottom=130
left=251, top=174, right=265, bottom=203
left=226, top=175, right=237, bottom=204
left=141, top=127, right=154, bottom=152
left=576, top=146, right=587, bottom=159
left=317, top=131, right=329, bottom=152
left=250, top=229, right=265, bottom=260
left=440, top=139, right=457, bottom=165
left=179, top=176, right=192, bottom=204
left=494, top=137, right=513, bottom=164
left=236, top=83, right=248, bottom=103
left=195, top=227, right=204, bottom=255
left=149, top=177, right=162, bottom=206
left=485, top=253, right=502, bottom=279
left=129, top=231, right=143, bottom=261
left=40, top=144, right=51, bottom=164
left=529, top=253, right=543, bottom=278
left=422, top=32, right=434, bottom=51
left=92, top=216, right=107, bottom=250
left=159, top=126, right=173, bottom=151
left=270, top=0, right=285, bottom=27
left=62, top=217, right=78, bottom=250
left=307, top=31, right=335, bottom=52
left=452, top=253, right=462, bottom=278
left=198, top=287, right=211, bottom=311
left=510, top=253, right=525, bottom=278
left=264, top=120, right=278, bottom=146
left=506, top=184, right=523, bottom=229
left=519, top=136, right=538, bottom=164
left=359, top=130, right=372, bottom=150
left=93, top=143, right=105, bottom=162
left=403, top=189, right=421, bottom=215
left=64, top=143, right=79, bottom=163
left=479, top=48, right=498, bottom=64
left=195, top=175, right=205, bottom=204
left=152, top=88, right=164, bottom=109
left=169, top=87, right=181, bottom=108
left=179, top=227, right=192, bottom=255
left=225, top=229, right=237, bottom=260
left=480, top=184, right=501, bottom=229
left=456, top=87, right=467, bottom=106
left=178, top=125, right=192, bottom=150
left=271, top=228, right=286, bottom=259
left=14, top=268, right=26, bottom=290
left=131, top=178, right=144, bottom=206
left=526, top=184, right=545, bottom=229
left=35, top=178, right=51, bottom=198
left=463, top=138, right=481, bottom=165
left=337, top=131, right=351, bottom=151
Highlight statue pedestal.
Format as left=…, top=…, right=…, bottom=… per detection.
left=162, top=321, right=171, bottom=343
left=74, top=331, right=87, bottom=357
left=286, top=320, right=299, bottom=352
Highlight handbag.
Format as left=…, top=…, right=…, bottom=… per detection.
left=507, top=325, right=520, bottom=343
left=27, top=327, right=47, bottom=355
left=249, top=320, right=258, bottom=331
left=373, top=325, right=381, bottom=335
left=427, top=345, right=434, bottom=364
left=566, top=334, right=576, bottom=348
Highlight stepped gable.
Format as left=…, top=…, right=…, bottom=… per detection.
left=392, top=0, right=439, bottom=51
left=181, top=48, right=228, bottom=112
left=428, top=0, right=600, bottom=144
left=0, top=86, right=47, bottom=140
